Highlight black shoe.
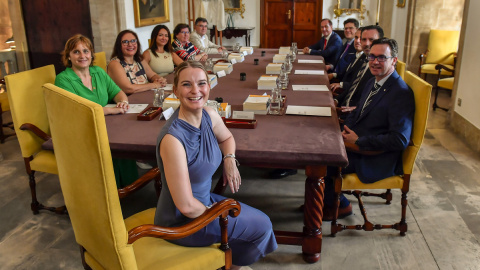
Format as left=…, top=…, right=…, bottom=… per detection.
left=270, top=169, right=298, bottom=179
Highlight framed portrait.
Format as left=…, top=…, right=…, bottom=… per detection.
left=397, top=0, right=406, bottom=8
left=133, top=0, right=170, bottom=27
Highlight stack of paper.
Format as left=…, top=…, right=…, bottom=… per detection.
left=208, top=74, right=218, bottom=89
left=285, top=105, right=332, bottom=117
left=273, top=54, right=287, bottom=63
left=213, top=62, right=233, bottom=74
left=240, top=47, right=254, bottom=55
left=266, top=63, right=283, bottom=75
left=243, top=95, right=270, bottom=114
left=228, top=53, right=245, bottom=63
left=257, top=75, right=278, bottom=90
left=163, top=94, right=180, bottom=111
left=279, top=46, right=291, bottom=54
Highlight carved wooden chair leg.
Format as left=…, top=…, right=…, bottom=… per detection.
left=79, top=245, right=92, bottom=270
left=352, top=191, right=374, bottom=231
left=213, top=175, right=227, bottom=195
left=359, top=189, right=393, bottom=205
left=28, top=169, right=68, bottom=215
left=394, top=190, right=408, bottom=236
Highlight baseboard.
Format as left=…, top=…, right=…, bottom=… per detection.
left=451, top=112, right=480, bottom=154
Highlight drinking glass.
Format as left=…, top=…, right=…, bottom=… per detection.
left=233, top=43, right=241, bottom=52
left=292, top=42, right=298, bottom=52
left=205, top=58, right=214, bottom=72
left=222, top=48, right=229, bottom=59
left=290, top=46, right=297, bottom=61
left=153, top=88, right=164, bottom=107
left=284, top=54, right=293, bottom=74
left=268, top=88, right=282, bottom=115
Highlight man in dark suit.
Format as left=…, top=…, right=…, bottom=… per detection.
left=323, top=38, right=415, bottom=220
left=334, top=25, right=384, bottom=114
left=302, top=19, right=343, bottom=65
left=327, top=18, right=359, bottom=82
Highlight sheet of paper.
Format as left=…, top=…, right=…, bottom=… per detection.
left=232, top=111, right=255, bottom=120
left=294, top=70, right=325, bottom=75
left=162, top=84, right=173, bottom=91
left=298, top=59, right=324, bottom=64
left=161, top=107, right=175, bottom=120
left=285, top=105, right=331, bottom=117
left=297, top=51, right=304, bottom=55
left=230, top=58, right=237, bottom=64
left=242, top=51, right=248, bottom=56
left=259, top=75, right=278, bottom=81
left=105, top=104, right=148, bottom=114
left=217, top=70, right=227, bottom=77
left=292, top=85, right=329, bottom=91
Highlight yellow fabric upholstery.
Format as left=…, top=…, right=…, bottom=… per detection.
left=29, top=150, right=58, bottom=174
left=420, top=30, right=459, bottom=76
left=0, top=91, right=9, bottom=111
left=5, top=65, right=56, bottom=165
left=43, top=83, right=225, bottom=270
left=94, top=51, right=107, bottom=72
left=343, top=71, right=431, bottom=188
left=438, top=77, right=454, bottom=90
left=396, top=60, right=406, bottom=79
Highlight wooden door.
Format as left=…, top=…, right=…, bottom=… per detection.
left=21, top=0, right=93, bottom=74
left=261, top=0, right=323, bottom=48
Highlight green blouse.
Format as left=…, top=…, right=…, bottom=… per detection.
left=55, top=66, right=121, bottom=106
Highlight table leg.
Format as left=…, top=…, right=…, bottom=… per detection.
left=302, top=165, right=326, bottom=263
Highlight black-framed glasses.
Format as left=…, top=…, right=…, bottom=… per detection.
left=121, top=39, right=137, bottom=46
left=368, top=54, right=394, bottom=62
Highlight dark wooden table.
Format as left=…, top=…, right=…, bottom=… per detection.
left=104, top=49, right=348, bottom=263
left=209, top=27, right=255, bottom=46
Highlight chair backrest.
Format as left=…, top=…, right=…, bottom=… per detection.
left=43, top=83, right=137, bottom=269
left=5, top=65, right=56, bottom=158
left=402, top=71, right=432, bottom=174
left=396, top=60, right=406, bottom=80
left=0, top=50, right=17, bottom=79
left=94, top=51, right=107, bottom=72
left=425, top=29, right=460, bottom=66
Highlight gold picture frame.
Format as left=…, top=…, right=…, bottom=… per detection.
left=133, top=0, right=170, bottom=27
left=397, top=0, right=406, bottom=8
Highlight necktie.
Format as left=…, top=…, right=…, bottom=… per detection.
left=360, top=83, right=381, bottom=116
left=344, top=59, right=368, bottom=106
left=340, top=43, right=350, bottom=59
left=324, top=38, right=327, bottom=50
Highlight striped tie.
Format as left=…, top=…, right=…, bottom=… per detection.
left=360, top=83, right=381, bottom=116
left=344, top=59, right=368, bottom=106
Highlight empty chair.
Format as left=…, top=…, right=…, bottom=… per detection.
left=43, top=83, right=240, bottom=270
left=433, top=63, right=455, bottom=111
left=331, top=71, right=432, bottom=236
left=418, top=29, right=459, bottom=79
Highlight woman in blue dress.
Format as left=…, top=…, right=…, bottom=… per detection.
left=155, top=61, right=277, bottom=269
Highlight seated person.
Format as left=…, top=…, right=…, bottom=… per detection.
left=172, top=23, right=207, bottom=61
left=155, top=61, right=277, bottom=269
left=326, top=18, right=359, bottom=82
left=190, top=17, right=226, bottom=54
left=143, top=25, right=183, bottom=76
left=323, top=38, right=415, bottom=221
left=302, top=18, right=343, bottom=65
left=108, top=30, right=167, bottom=95
left=55, top=34, right=138, bottom=188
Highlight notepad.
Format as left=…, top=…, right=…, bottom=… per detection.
left=292, top=85, right=329, bottom=91
left=266, top=63, right=283, bottom=74
left=285, top=105, right=331, bottom=117
left=105, top=104, right=148, bottom=114
left=298, top=59, right=324, bottom=64
left=279, top=46, right=291, bottom=54
left=294, top=70, right=325, bottom=75
left=257, top=75, right=278, bottom=90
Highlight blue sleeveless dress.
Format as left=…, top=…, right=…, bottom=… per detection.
left=155, top=109, right=277, bottom=266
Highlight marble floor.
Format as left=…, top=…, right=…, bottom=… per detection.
left=1, top=91, right=480, bottom=269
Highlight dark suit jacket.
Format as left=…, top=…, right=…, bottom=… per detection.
left=341, top=53, right=366, bottom=92
left=308, top=31, right=343, bottom=65
left=337, top=67, right=374, bottom=108
left=343, top=71, right=415, bottom=183
left=333, top=41, right=357, bottom=80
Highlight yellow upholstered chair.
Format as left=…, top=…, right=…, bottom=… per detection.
left=418, top=29, right=459, bottom=79
left=93, top=51, right=107, bottom=72
left=331, top=71, right=431, bottom=236
left=5, top=65, right=66, bottom=214
left=396, top=60, right=406, bottom=80
left=43, top=83, right=240, bottom=270
left=433, top=63, right=455, bottom=111
left=0, top=88, right=15, bottom=143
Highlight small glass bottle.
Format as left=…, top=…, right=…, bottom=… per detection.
left=153, top=88, right=164, bottom=107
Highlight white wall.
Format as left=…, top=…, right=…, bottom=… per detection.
left=454, top=0, right=480, bottom=129
left=123, top=0, right=175, bottom=52
left=322, top=0, right=378, bottom=29
left=389, top=4, right=408, bottom=61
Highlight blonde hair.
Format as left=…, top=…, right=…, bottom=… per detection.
left=173, top=61, right=209, bottom=88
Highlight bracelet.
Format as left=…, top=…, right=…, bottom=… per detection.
left=223, top=154, right=240, bottom=166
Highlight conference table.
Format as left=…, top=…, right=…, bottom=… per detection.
left=105, top=49, right=348, bottom=263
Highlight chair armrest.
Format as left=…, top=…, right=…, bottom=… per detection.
left=127, top=198, right=241, bottom=244
left=344, top=141, right=384, bottom=155
left=20, top=123, right=51, bottom=141
left=435, top=64, right=454, bottom=73
left=118, top=167, right=161, bottom=199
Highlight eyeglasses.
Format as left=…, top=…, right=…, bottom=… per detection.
left=196, top=24, right=208, bottom=28
left=180, top=31, right=190, bottom=35
left=121, top=39, right=137, bottom=46
left=367, top=54, right=394, bottom=62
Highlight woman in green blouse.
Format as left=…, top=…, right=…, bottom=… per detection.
left=55, top=34, right=137, bottom=187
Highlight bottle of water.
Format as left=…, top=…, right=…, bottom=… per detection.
left=153, top=88, right=164, bottom=107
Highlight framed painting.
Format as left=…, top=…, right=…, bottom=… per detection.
left=397, top=0, right=406, bottom=8
left=133, top=0, right=170, bottom=27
